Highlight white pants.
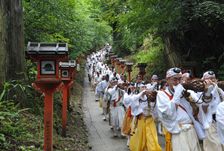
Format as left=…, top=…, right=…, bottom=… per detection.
left=203, top=123, right=223, bottom=151
left=110, top=106, right=125, bottom=129
left=172, top=125, right=201, bottom=151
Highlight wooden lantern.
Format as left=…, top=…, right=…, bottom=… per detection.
left=26, top=42, right=68, bottom=151
left=115, top=58, right=122, bottom=74
left=59, top=60, right=76, bottom=137
left=119, top=59, right=126, bottom=74
left=125, top=62, right=134, bottom=82
left=137, top=63, right=147, bottom=80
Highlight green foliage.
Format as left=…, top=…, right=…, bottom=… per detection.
left=0, top=78, right=44, bottom=150
left=0, top=81, right=26, bottom=103
left=25, top=60, right=37, bottom=82
left=99, top=0, right=129, bottom=54
left=101, top=0, right=224, bottom=76
left=23, top=0, right=112, bottom=57
left=0, top=99, right=41, bottom=150
left=0, top=79, right=43, bottom=114
left=192, top=1, right=224, bottom=23
left=217, top=63, right=224, bottom=80
left=133, top=36, right=167, bottom=77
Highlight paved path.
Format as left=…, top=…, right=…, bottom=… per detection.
left=83, top=72, right=165, bottom=151
left=83, top=73, right=128, bottom=151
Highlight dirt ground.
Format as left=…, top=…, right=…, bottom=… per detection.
left=54, top=81, right=90, bottom=151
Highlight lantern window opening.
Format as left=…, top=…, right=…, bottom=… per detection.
left=40, top=60, right=56, bottom=75
left=61, top=70, right=69, bottom=78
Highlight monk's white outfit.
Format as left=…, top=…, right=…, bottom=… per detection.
left=216, top=101, right=224, bottom=146
left=156, top=84, right=201, bottom=151
left=108, top=86, right=125, bottom=136
left=198, top=85, right=223, bottom=151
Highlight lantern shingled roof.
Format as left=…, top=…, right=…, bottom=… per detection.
left=59, top=60, right=76, bottom=68
left=26, top=42, right=68, bottom=55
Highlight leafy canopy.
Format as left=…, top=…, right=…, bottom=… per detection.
left=23, top=0, right=112, bottom=58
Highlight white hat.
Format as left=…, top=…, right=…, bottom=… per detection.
left=111, top=77, right=118, bottom=82
left=182, top=72, right=190, bottom=78
left=166, top=67, right=182, bottom=78
left=202, top=71, right=216, bottom=80
left=139, top=83, right=146, bottom=87
left=151, top=75, right=159, bottom=80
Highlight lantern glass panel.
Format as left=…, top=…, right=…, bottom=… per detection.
left=41, top=61, right=56, bottom=75
left=62, top=70, right=69, bottom=78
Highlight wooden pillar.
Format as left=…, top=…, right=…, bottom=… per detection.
left=44, top=90, right=54, bottom=151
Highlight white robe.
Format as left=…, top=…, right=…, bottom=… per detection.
left=198, top=85, right=222, bottom=129
left=216, top=101, right=224, bottom=144
left=95, top=80, right=109, bottom=98
left=156, top=85, right=192, bottom=134
left=156, top=85, right=201, bottom=151
left=108, top=87, right=125, bottom=129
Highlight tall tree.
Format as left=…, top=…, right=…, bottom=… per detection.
left=0, top=0, right=25, bottom=84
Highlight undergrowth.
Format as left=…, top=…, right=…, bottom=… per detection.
left=0, top=59, right=87, bottom=151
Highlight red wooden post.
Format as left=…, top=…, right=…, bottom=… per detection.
left=67, top=89, right=70, bottom=110
left=33, top=81, right=63, bottom=151
left=137, top=63, right=147, bottom=80
left=59, top=61, right=76, bottom=137
left=126, top=62, right=133, bottom=82
left=62, top=81, right=69, bottom=137
left=110, top=55, right=117, bottom=67
left=61, top=80, right=74, bottom=137
left=44, top=89, right=54, bottom=151
left=120, top=59, right=126, bottom=74
left=116, top=58, right=122, bottom=74
left=128, top=72, right=131, bottom=82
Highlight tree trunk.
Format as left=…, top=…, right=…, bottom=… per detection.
left=163, top=36, right=182, bottom=67
left=0, top=0, right=24, bottom=84
left=0, top=1, right=7, bottom=83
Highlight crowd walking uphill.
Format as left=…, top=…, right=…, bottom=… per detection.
left=86, top=45, right=224, bottom=151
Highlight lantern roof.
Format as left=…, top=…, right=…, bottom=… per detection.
left=111, top=55, right=118, bottom=58
left=26, top=42, right=68, bottom=55
left=125, top=62, right=134, bottom=66
left=120, top=59, right=126, bottom=63
left=116, top=57, right=122, bottom=61
left=137, top=63, right=147, bottom=68
left=59, top=60, right=76, bottom=68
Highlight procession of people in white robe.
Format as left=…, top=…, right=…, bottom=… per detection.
left=86, top=45, right=224, bottom=151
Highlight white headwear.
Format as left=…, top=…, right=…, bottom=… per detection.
left=166, top=67, right=182, bottom=78
left=151, top=75, right=159, bottom=80
left=110, top=77, right=118, bottom=82
left=202, top=71, right=216, bottom=80
left=139, top=83, right=146, bottom=87
left=182, top=72, right=190, bottom=78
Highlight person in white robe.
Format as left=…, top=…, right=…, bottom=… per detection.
left=122, top=84, right=135, bottom=146
left=107, top=83, right=125, bottom=137
left=146, top=74, right=159, bottom=91
left=93, top=72, right=102, bottom=101
left=198, top=71, right=223, bottom=151
left=156, top=67, right=201, bottom=151
left=216, top=101, right=224, bottom=146
left=95, top=74, right=110, bottom=120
